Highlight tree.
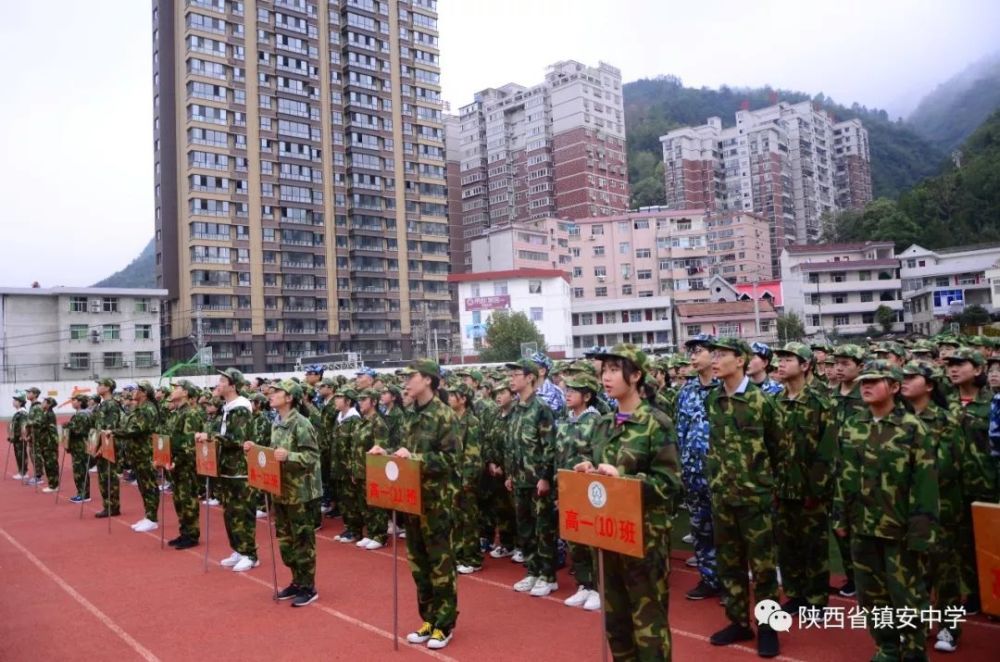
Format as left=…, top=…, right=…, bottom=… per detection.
left=954, top=304, right=991, bottom=328
left=875, top=305, right=897, bottom=334
left=477, top=310, right=547, bottom=363
left=776, top=312, right=806, bottom=343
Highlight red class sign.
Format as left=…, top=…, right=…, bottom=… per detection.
left=464, top=295, right=510, bottom=311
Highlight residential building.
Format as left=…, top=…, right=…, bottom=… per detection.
left=448, top=269, right=573, bottom=359
left=0, top=287, right=168, bottom=382
left=706, top=212, right=772, bottom=284
left=899, top=243, right=1000, bottom=335
left=675, top=300, right=778, bottom=346
left=153, top=0, right=448, bottom=369
left=706, top=275, right=784, bottom=308
left=454, top=60, right=629, bottom=271
left=469, top=217, right=575, bottom=273
left=571, top=298, right=673, bottom=353
left=660, top=101, right=873, bottom=277
left=781, top=242, right=902, bottom=336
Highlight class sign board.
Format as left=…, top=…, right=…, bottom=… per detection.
left=100, top=431, right=116, bottom=463
left=972, top=501, right=1000, bottom=617
left=195, top=439, right=218, bottom=477
left=246, top=444, right=282, bottom=496
left=152, top=434, right=172, bottom=469
left=86, top=429, right=101, bottom=457
left=365, top=455, right=422, bottom=516
left=557, top=469, right=644, bottom=558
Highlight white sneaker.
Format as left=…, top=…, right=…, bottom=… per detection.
left=934, top=628, right=958, bottom=653
left=202, top=498, right=219, bottom=506
left=583, top=590, right=602, bottom=611
left=686, top=555, right=698, bottom=567
left=564, top=585, right=590, bottom=607
left=511, top=549, right=525, bottom=563
left=220, top=551, right=242, bottom=567
left=256, top=509, right=267, bottom=519
left=130, top=518, right=146, bottom=530
left=398, top=531, right=406, bottom=539
left=513, top=575, right=538, bottom=592
left=457, top=564, right=474, bottom=575
left=89, top=466, right=98, bottom=473
left=426, top=630, right=452, bottom=650
left=134, top=519, right=158, bottom=533
left=364, top=539, right=384, bottom=550
left=386, top=521, right=398, bottom=535
left=682, top=533, right=695, bottom=545
left=356, top=537, right=373, bottom=548
left=11, top=473, right=23, bottom=480
left=490, top=545, right=514, bottom=559
left=42, top=486, right=58, bottom=493
left=232, top=555, right=260, bottom=572
left=530, top=580, right=558, bottom=597
left=333, top=533, right=343, bottom=542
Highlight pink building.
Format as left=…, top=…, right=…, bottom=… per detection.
left=706, top=213, right=773, bottom=284
left=469, top=218, right=574, bottom=273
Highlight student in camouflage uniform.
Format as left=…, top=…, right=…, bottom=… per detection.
left=371, top=359, right=460, bottom=650
left=447, top=383, right=482, bottom=573
left=35, top=397, right=60, bottom=492
left=946, top=347, right=996, bottom=616
left=331, top=387, right=362, bottom=543
left=244, top=379, right=322, bottom=607
left=379, top=385, right=406, bottom=450
left=748, top=342, right=783, bottom=396
left=483, top=381, right=518, bottom=559
left=773, top=342, right=837, bottom=612
left=93, top=378, right=124, bottom=517
left=166, top=381, right=206, bottom=550
left=574, top=344, right=682, bottom=661
left=115, top=382, right=160, bottom=531
left=556, top=373, right=602, bottom=611
left=456, top=369, right=499, bottom=552
left=505, top=358, right=559, bottom=597
left=198, top=368, right=259, bottom=572
left=66, top=394, right=94, bottom=502
left=704, top=337, right=783, bottom=657
left=531, top=352, right=566, bottom=415
left=833, top=360, right=939, bottom=662
left=317, top=378, right=337, bottom=514
left=9, top=392, right=29, bottom=479
left=354, top=388, right=390, bottom=550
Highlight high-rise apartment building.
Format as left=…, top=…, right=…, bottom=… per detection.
left=451, top=61, right=629, bottom=272
left=153, top=0, right=448, bottom=369
left=660, top=101, right=873, bottom=277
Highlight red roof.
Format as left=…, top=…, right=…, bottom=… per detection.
left=734, top=280, right=783, bottom=307
left=784, top=242, right=893, bottom=254
left=447, top=268, right=571, bottom=284
left=675, top=300, right=777, bottom=318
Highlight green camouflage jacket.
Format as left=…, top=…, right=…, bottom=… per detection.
left=399, top=395, right=460, bottom=511
left=10, top=408, right=28, bottom=442
left=582, top=402, right=682, bottom=554
left=318, top=399, right=337, bottom=453
left=114, top=401, right=157, bottom=446
left=251, top=410, right=272, bottom=446
left=66, top=409, right=93, bottom=446
left=454, top=408, right=481, bottom=488
left=332, top=409, right=361, bottom=474
left=380, top=404, right=404, bottom=451
left=833, top=406, right=939, bottom=552
left=832, top=381, right=866, bottom=428
left=353, top=411, right=389, bottom=480
left=505, top=392, right=556, bottom=488
left=705, top=377, right=784, bottom=505
left=269, top=408, right=322, bottom=504
left=92, top=398, right=123, bottom=459
left=554, top=406, right=600, bottom=478
left=483, top=405, right=513, bottom=469
left=169, top=403, right=205, bottom=455
left=209, top=397, right=254, bottom=478
left=956, top=386, right=998, bottom=501
left=775, top=383, right=838, bottom=500
left=915, top=401, right=964, bottom=526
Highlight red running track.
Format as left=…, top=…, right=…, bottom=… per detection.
left=0, top=438, right=996, bottom=661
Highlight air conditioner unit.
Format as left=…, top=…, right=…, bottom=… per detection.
left=597, top=275, right=606, bottom=282
left=588, top=235, right=596, bottom=241
left=90, top=301, right=101, bottom=313
left=150, top=305, right=159, bottom=313
left=623, top=274, right=631, bottom=280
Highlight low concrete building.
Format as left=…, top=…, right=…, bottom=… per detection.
left=0, top=286, right=168, bottom=383
left=675, top=300, right=779, bottom=345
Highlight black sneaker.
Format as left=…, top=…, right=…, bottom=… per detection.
left=94, top=509, right=120, bottom=518
left=964, top=594, right=980, bottom=616
left=686, top=581, right=722, bottom=601
left=757, top=624, right=780, bottom=658
left=168, top=535, right=186, bottom=547
left=291, top=587, right=318, bottom=607
left=174, top=537, right=199, bottom=550
left=276, top=584, right=301, bottom=601
left=710, top=623, right=755, bottom=646
left=837, top=580, right=856, bottom=597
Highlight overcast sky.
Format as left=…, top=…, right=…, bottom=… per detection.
left=1, top=0, right=997, bottom=288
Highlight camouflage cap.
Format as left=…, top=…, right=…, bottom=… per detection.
left=173, top=380, right=201, bottom=398
left=594, top=343, right=650, bottom=372
left=399, top=358, right=440, bottom=378
left=909, top=339, right=937, bottom=356
left=809, top=341, right=834, bottom=354
left=12, top=391, right=27, bottom=403
left=73, top=393, right=90, bottom=405
left=774, top=341, right=813, bottom=362
left=505, top=358, right=540, bottom=377
left=26, top=386, right=41, bottom=395
left=491, top=379, right=512, bottom=395
left=136, top=381, right=156, bottom=399
left=462, top=368, right=484, bottom=383
left=901, top=360, right=944, bottom=382
left=684, top=333, right=716, bottom=349
left=669, top=355, right=691, bottom=368
left=706, top=337, right=751, bottom=357
left=750, top=341, right=773, bottom=361
left=564, top=373, right=600, bottom=393
left=832, top=344, right=867, bottom=361
left=448, top=382, right=475, bottom=400
left=304, top=364, right=325, bottom=375
left=250, top=392, right=268, bottom=405
left=858, top=359, right=904, bottom=382
left=530, top=351, right=553, bottom=371
left=387, top=385, right=402, bottom=398
left=96, top=377, right=116, bottom=391
left=335, top=386, right=359, bottom=401
left=272, top=379, right=303, bottom=400
left=562, top=360, right=597, bottom=377
left=944, top=347, right=985, bottom=367
left=874, top=341, right=907, bottom=359
left=934, top=334, right=962, bottom=348
left=43, top=396, right=57, bottom=407
left=156, top=385, right=172, bottom=397
left=357, top=388, right=380, bottom=401
left=217, top=368, right=246, bottom=388
left=319, top=377, right=337, bottom=389
left=355, top=367, right=377, bottom=378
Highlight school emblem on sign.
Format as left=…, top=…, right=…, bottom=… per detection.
left=257, top=451, right=267, bottom=468
left=385, top=460, right=400, bottom=482
left=157, top=438, right=164, bottom=450
left=588, top=481, right=608, bottom=508
left=202, top=445, right=209, bottom=457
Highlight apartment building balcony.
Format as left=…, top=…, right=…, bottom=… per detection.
left=802, top=300, right=903, bottom=315
left=805, top=278, right=900, bottom=294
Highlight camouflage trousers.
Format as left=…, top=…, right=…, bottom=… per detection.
left=776, top=498, right=830, bottom=606
left=404, top=508, right=458, bottom=632
left=125, top=441, right=159, bottom=520
left=364, top=490, right=389, bottom=544
left=216, top=477, right=258, bottom=559
left=514, top=487, right=558, bottom=582
left=275, top=498, right=319, bottom=588
left=570, top=542, right=596, bottom=590
left=319, top=444, right=332, bottom=502
left=455, top=486, right=481, bottom=568
left=341, top=476, right=365, bottom=536
left=68, top=440, right=92, bottom=499
left=478, top=474, right=516, bottom=548
left=957, top=500, right=980, bottom=601
left=928, top=522, right=963, bottom=641
left=832, top=518, right=855, bottom=585
left=713, top=501, right=779, bottom=627
left=851, top=535, right=930, bottom=661
left=11, top=436, right=27, bottom=475
left=39, top=435, right=59, bottom=488
left=97, top=454, right=121, bottom=513
left=687, top=488, right=719, bottom=589
left=604, top=546, right=672, bottom=661
left=170, top=447, right=200, bottom=540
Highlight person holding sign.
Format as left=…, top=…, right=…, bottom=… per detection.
left=371, top=359, right=460, bottom=651
left=66, top=394, right=95, bottom=503
left=244, top=379, right=322, bottom=607
left=166, top=382, right=206, bottom=550
left=573, top=344, right=682, bottom=661
left=93, top=378, right=124, bottom=518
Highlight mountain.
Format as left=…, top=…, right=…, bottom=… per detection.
left=623, top=76, right=947, bottom=207
left=92, top=238, right=156, bottom=288
left=908, top=53, right=1000, bottom=153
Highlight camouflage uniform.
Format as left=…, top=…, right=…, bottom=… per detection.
left=318, top=394, right=338, bottom=507
left=470, top=395, right=500, bottom=545
left=9, top=400, right=29, bottom=477
left=36, top=404, right=60, bottom=488
left=451, top=401, right=482, bottom=568
left=753, top=377, right=784, bottom=397
left=209, top=395, right=258, bottom=561
left=955, top=382, right=996, bottom=606
left=65, top=400, right=94, bottom=498
left=169, top=400, right=206, bottom=541
left=555, top=403, right=601, bottom=590
left=93, top=394, right=124, bottom=513
left=333, top=395, right=362, bottom=535
left=115, top=396, right=160, bottom=520
left=705, top=370, right=783, bottom=628
left=834, top=393, right=939, bottom=662
left=25, top=399, right=46, bottom=482
left=398, top=361, right=461, bottom=634
left=536, top=377, right=566, bottom=415
left=483, top=398, right=517, bottom=550
left=831, top=356, right=868, bottom=587
left=356, top=402, right=390, bottom=544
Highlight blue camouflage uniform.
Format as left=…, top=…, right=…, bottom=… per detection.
left=531, top=352, right=566, bottom=415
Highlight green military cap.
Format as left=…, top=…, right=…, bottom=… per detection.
left=774, top=341, right=813, bottom=362
left=399, top=358, right=440, bottom=378
left=504, top=358, right=540, bottom=377
left=563, top=360, right=597, bottom=376
left=944, top=347, right=985, bottom=367
left=387, top=385, right=402, bottom=397
left=73, top=394, right=90, bottom=405
left=250, top=392, right=268, bottom=405
left=448, top=383, right=475, bottom=400
left=173, top=380, right=201, bottom=398
left=935, top=335, right=962, bottom=348
left=319, top=377, right=337, bottom=389
left=26, top=386, right=41, bottom=395
left=832, top=344, right=867, bottom=361
left=984, top=336, right=1000, bottom=349
left=564, top=373, right=600, bottom=393
left=272, top=379, right=303, bottom=399
left=594, top=343, right=650, bottom=372
left=217, top=368, right=246, bottom=388
left=874, top=341, right=907, bottom=359
left=491, top=379, right=512, bottom=394
left=809, top=341, right=834, bottom=354
left=43, top=396, right=57, bottom=407
left=901, top=360, right=944, bottom=382
left=357, top=388, right=380, bottom=401
left=705, top=337, right=751, bottom=358
left=89, top=394, right=101, bottom=403
left=335, top=386, right=359, bottom=401
left=909, top=339, right=937, bottom=356
left=858, top=359, right=904, bottom=382
left=96, top=377, right=116, bottom=391
left=136, top=381, right=156, bottom=399
left=12, top=391, right=27, bottom=403
left=669, top=355, right=691, bottom=368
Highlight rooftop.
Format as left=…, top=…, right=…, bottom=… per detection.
left=675, top=300, right=777, bottom=318
left=447, top=269, right=571, bottom=284
left=0, top=286, right=169, bottom=297
left=784, top=242, right=894, bottom=255
left=798, top=259, right=899, bottom=272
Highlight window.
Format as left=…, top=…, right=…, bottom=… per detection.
left=618, top=242, right=630, bottom=255
left=135, top=352, right=155, bottom=369
left=70, top=297, right=88, bottom=313
left=593, top=246, right=605, bottom=257
left=635, top=248, right=651, bottom=259
left=102, top=297, right=119, bottom=313
left=859, top=271, right=871, bottom=281
left=808, top=273, right=819, bottom=284
left=493, top=282, right=508, bottom=295
left=594, top=266, right=607, bottom=277
left=70, top=324, right=88, bottom=340
left=860, top=292, right=873, bottom=303
left=810, top=315, right=820, bottom=327
left=591, top=224, right=604, bottom=236
left=580, top=313, right=594, bottom=325
left=530, top=307, right=543, bottom=322
left=687, top=325, right=701, bottom=336
left=102, top=324, right=121, bottom=340
left=833, top=294, right=846, bottom=304
left=637, top=270, right=652, bottom=280
left=572, top=288, right=584, bottom=298
left=862, top=312, right=875, bottom=324
left=68, top=353, right=90, bottom=370
left=833, top=314, right=850, bottom=326
left=135, top=324, right=153, bottom=340
left=906, top=259, right=916, bottom=268
left=935, top=276, right=950, bottom=288
left=638, top=291, right=653, bottom=298
left=809, top=293, right=821, bottom=305
left=595, top=287, right=607, bottom=297
left=572, top=267, right=583, bottom=278
left=621, top=285, right=632, bottom=296
left=832, top=274, right=845, bottom=283
left=718, top=322, right=740, bottom=336
left=103, top=352, right=124, bottom=369
left=528, top=280, right=542, bottom=294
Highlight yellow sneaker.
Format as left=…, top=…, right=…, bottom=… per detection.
left=427, top=628, right=453, bottom=650
left=406, top=622, right=433, bottom=644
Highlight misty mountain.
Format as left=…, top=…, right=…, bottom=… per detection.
left=624, top=76, right=947, bottom=207
left=92, top=238, right=156, bottom=288
left=908, top=53, right=1000, bottom=153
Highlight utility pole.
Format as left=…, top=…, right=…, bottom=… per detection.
left=752, top=276, right=761, bottom=341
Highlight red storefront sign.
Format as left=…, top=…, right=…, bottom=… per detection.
left=464, top=295, right=510, bottom=311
